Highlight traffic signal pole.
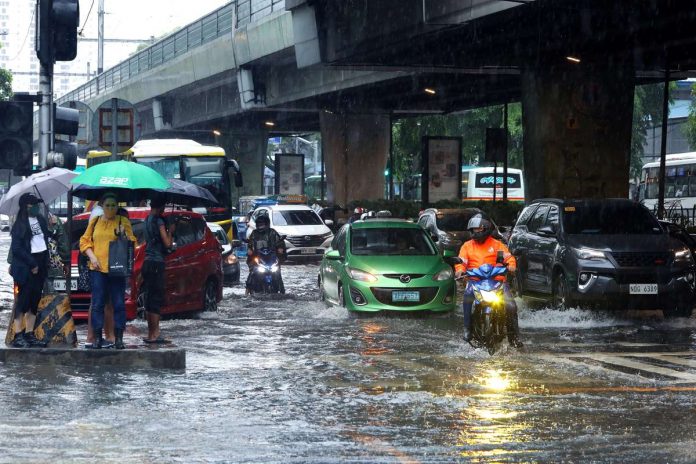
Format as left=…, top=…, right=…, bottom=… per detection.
left=39, top=61, right=53, bottom=169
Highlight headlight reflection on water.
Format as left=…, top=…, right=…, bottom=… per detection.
left=455, top=369, right=531, bottom=461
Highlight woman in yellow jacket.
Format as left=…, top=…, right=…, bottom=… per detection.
left=80, top=192, right=137, bottom=349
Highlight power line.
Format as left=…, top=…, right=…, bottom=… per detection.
left=8, top=5, right=35, bottom=62
left=78, top=0, right=96, bottom=36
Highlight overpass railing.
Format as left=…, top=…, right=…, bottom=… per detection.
left=57, top=0, right=286, bottom=105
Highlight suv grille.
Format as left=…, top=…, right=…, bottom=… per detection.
left=370, top=287, right=438, bottom=307
left=287, top=235, right=327, bottom=247
left=611, top=252, right=670, bottom=267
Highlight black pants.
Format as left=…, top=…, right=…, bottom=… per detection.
left=15, top=252, right=47, bottom=318
left=142, top=260, right=165, bottom=315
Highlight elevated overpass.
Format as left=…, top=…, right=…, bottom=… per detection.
left=56, top=0, right=696, bottom=205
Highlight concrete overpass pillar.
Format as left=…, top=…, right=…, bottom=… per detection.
left=217, top=132, right=268, bottom=208
left=320, top=112, right=390, bottom=206
left=521, top=59, right=635, bottom=200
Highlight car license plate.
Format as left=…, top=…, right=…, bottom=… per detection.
left=301, top=248, right=316, bottom=255
left=629, top=283, right=658, bottom=295
left=53, top=279, right=77, bottom=291
left=392, top=290, right=420, bottom=302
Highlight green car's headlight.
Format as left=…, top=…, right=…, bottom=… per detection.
left=348, top=267, right=378, bottom=283
left=432, top=268, right=453, bottom=281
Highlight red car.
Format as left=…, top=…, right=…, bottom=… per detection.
left=63, top=208, right=223, bottom=321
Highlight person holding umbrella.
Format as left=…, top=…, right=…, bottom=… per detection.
left=79, top=192, right=137, bottom=349
left=8, top=193, right=50, bottom=348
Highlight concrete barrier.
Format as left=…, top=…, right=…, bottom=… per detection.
left=5, top=292, right=78, bottom=347
left=0, top=346, right=186, bottom=369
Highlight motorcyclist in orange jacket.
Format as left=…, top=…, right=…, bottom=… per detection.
left=454, top=213, right=523, bottom=348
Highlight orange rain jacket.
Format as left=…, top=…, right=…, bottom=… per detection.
left=454, top=236, right=516, bottom=281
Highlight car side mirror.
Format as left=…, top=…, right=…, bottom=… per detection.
left=325, top=250, right=342, bottom=261
left=442, top=249, right=456, bottom=258
left=324, top=219, right=334, bottom=226
left=537, top=225, right=556, bottom=237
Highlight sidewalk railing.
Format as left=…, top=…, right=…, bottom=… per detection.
left=57, top=0, right=286, bottom=104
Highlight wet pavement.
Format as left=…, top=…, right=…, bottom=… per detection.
left=1, top=230, right=696, bottom=463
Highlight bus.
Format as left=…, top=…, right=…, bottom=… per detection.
left=639, top=152, right=696, bottom=220
left=402, top=166, right=525, bottom=202
left=87, top=139, right=242, bottom=223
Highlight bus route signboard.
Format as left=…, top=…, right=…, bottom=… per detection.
left=92, top=98, right=141, bottom=155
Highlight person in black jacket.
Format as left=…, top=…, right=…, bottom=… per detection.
left=9, top=193, right=50, bottom=348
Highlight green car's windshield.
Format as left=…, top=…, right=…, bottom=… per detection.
left=351, top=228, right=436, bottom=256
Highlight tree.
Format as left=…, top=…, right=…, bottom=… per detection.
left=685, top=83, right=696, bottom=151
left=0, top=67, right=12, bottom=101
left=630, top=82, right=676, bottom=180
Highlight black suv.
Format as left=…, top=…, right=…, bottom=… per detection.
left=508, top=199, right=696, bottom=317
left=418, top=208, right=505, bottom=253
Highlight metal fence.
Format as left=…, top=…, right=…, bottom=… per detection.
left=57, top=0, right=286, bottom=105
left=650, top=200, right=696, bottom=227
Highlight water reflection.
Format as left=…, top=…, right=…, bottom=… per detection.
left=358, top=321, right=391, bottom=356
left=456, top=369, right=531, bottom=462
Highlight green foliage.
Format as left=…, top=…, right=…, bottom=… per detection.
left=686, top=83, right=696, bottom=151
left=345, top=199, right=524, bottom=225
left=391, top=104, right=524, bottom=184
left=631, top=82, right=676, bottom=179
left=0, top=67, right=12, bottom=101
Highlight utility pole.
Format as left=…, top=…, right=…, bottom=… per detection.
left=98, top=0, right=105, bottom=75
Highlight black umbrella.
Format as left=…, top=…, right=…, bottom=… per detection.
left=165, top=179, right=219, bottom=206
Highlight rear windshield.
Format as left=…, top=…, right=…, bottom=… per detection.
left=350, top=228, right=436, bottom=256
left=436, top=214, right=470, bottom=231
left=272, top=210, right=323, bottom=226
left=563, top=204, right=662, bottom=235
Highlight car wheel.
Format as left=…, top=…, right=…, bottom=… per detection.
left=203, top=279, right=218, bottom=312
left=552, top=272, right=571, bottom=310
left=663, top=302, right=694, bottom=318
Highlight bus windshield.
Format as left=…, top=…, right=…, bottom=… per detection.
left=137, top=156, right=230, bottom=207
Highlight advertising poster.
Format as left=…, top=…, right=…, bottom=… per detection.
left=422, top=137, right=462, bottom=203
left=274, top=154, right=304, bottom=195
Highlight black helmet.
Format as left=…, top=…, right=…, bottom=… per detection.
left=467, top=213, right=493, bottom=243
left=256, top=214, right=270, bottom=230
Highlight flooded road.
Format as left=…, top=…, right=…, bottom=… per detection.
left=1, top=231, right=695, bottom=463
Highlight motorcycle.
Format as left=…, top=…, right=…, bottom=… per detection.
left=247, top=247, right=285, bottom=294
left=465, top=262, right=508, bottom=355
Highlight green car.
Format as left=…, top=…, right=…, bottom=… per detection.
left=318, top=219, right=459, bottom=312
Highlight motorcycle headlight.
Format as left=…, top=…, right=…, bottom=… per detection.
left=271, top=264, right=279, bottom=272
left=479, top=289, right=503, bottom=304
left=348, top=267, right=378, bottom=283
left=572, top=247, right=606, bottom=261
left=225, top=254, right=238, bottom=265
left=433, top=268, right=453, bottom=281
left=674, top=247, right=694, bottom=265
left=256, top=266, right=266, bottom=274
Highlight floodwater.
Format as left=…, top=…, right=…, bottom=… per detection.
left=0, top=231, right=695, bottom=463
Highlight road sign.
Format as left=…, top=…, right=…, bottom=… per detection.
left=91, top=98, right=141, bottom=154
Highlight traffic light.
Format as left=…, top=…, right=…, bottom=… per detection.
left=0, top=101, right=34, bottom=176
left=36, top=0, right=79, bottom=65
left=47, top=105, right=79, bottom=170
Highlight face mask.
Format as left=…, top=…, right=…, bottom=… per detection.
left=29, top=205, right=40, bottom=217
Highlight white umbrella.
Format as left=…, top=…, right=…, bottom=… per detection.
left=0, top=167, right=78, bottom=215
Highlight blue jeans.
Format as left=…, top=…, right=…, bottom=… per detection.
left=463, top=282, right=519, bottom=334
left=91, top=271, right=126, bottom=331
